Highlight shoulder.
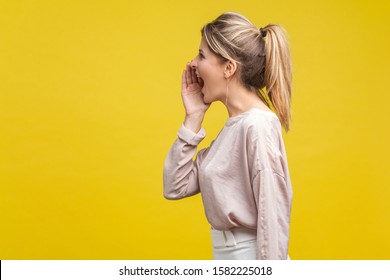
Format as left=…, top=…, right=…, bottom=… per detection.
left=240, top=109, right=281, bottom=139
left=241, top=110, right=287, bottom=176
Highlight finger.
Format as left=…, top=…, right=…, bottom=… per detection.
left=182, top=69, right=187, bottom=88
left=188, top=62, right=195, bottom=84
left=185, top=64, right=192, bottom=86
left=190, top=67, right=197, bottom=84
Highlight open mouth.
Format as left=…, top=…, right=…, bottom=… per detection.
left=198, top=78, right=204, bottom=89
left=196, top=73, right=204, bottom=87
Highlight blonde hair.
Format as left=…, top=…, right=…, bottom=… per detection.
left=201, top=12, right=292, bottom=131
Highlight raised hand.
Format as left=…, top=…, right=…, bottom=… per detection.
left=181, top=63, right=210, bottom=117
left=180, top=63, right=210, bottom=133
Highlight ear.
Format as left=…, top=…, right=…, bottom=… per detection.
left=224, top=60, right=237, bottom=79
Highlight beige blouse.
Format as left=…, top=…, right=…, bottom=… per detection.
left=163, top=108, right=293, bottom=259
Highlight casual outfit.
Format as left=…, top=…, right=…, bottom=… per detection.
left=163, top=108, right=292, bottom=260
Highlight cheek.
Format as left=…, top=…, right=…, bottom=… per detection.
left=198, top=61, right=224, bottom=91
left=198, top=60, right=211, bottom=76
left=197, top=62, right=205, bottom=77
left=199, top=66, right=216, bottom=83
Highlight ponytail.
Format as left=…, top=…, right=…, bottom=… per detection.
left=263, top=24, right=292, bottom=132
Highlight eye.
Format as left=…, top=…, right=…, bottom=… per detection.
left=199, top=52, right=205, bottom=59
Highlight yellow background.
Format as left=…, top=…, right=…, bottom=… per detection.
left=1, top=0, right=389, bottom=259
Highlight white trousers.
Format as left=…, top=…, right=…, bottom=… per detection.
left=211, top=227, right=291, bottom=260
left=211, top=227, right=257, bottom=260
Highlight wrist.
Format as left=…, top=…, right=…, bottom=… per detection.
left=184, top=113, right=205, bottom=133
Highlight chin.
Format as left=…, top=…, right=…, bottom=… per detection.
left=202, top=92, right=211, bottom=103
left=203, top=92, right=218, bottom=104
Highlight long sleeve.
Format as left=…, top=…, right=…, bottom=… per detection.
left=253, top=169, right=291, bottom=259
left=163, top=124, right=208, bottom=200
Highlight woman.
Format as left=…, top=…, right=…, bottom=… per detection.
left=163, top=12, right=293, bottom=260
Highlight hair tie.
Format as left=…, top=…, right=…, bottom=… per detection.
left=260, top=27, right=267, bottom=38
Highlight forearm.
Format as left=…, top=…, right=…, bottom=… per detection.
left=163, top=124, right=206, bottom=199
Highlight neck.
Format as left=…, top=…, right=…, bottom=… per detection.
left=222, top=80, right=270, bottom=117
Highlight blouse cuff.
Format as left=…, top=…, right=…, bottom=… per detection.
left=177, top=124, right=206, bottom=146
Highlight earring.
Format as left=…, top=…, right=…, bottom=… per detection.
left=225, top=79, right=229, bottom=107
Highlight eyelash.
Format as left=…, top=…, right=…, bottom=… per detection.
left=199, top=53, right=204, bottom=59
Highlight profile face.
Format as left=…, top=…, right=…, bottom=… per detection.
left=190, top=37, right=226, bottom=104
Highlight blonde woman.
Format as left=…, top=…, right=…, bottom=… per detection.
left=163, top=12, right=293, bottom=260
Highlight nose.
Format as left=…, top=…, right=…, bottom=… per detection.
left=190, top=58, right=197, bottom=69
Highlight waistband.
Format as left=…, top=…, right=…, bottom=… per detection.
left=211, top=227, right=257, bottom=248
